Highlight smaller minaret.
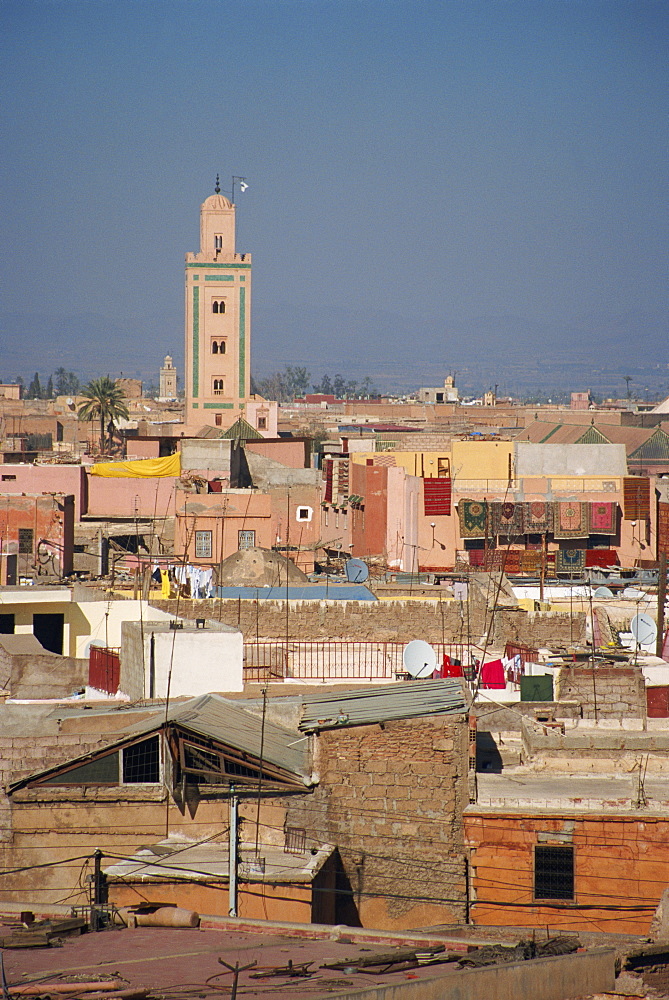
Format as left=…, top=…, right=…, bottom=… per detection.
left=159, top=354, right=178, bottom=399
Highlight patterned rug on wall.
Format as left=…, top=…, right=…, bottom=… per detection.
left=556, top=548, right=586, bottom=573
left=458, top=499, right=489, bottom=538
left=491, top=501, right=524, bottom=537
left=590, top=501, right=617, bottom=534
left=554, top=501, right=590, bottom=538
left=523, top=500, right=553, bottom=534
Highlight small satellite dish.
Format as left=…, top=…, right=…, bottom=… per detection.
left=623, top=587, right=645, bottom=600
left=593, top=586, right=614, bottom=598
left=345, top=558, right=369, bottom=583
left=402, top=639, right=437, bottom=678
left=630, top=613, right=657, bottom=646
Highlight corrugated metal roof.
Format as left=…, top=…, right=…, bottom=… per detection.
left=299, top=678, right=466, bottom=732
left=10, top=694, right=311, bottom=792
left=124, top=693, right=311, bottom=782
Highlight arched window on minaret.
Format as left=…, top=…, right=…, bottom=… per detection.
left=212, top=341, right=219, bottom=354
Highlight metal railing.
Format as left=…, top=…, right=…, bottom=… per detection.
left=243, top=640, right=472, bottom=682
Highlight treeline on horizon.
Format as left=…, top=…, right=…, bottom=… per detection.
left=251, top=366, right=377, bottom=403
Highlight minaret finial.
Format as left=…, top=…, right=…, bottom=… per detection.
left=215, top=174, right=220, bottom=194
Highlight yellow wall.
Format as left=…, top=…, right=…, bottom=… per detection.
left=451, top=440, right=514, bottom=481
left=350, top=450, right=451, bottom=477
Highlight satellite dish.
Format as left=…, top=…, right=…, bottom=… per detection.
left=630, top=613, right=657, bottom=646
left=402, top=639, right=437, bottom=678
left=594, top=586, right=614, bottom=598
left=623, top=587, right=645, bottom=600
left=345, top=558, right=369, bottom=583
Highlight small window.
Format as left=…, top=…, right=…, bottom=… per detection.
left=296, top=506, right=312, bottom=522
left=213, top=378, right=224, bottom=395
left=534, top=845, right=574, bottom=901
left=122, top=736, right=160, bottom=783
left=211, top=340, right=226, bottom=354
left=214, top=235, right=222, bottom=251
left=238, top=529, right=255, bottom=550
left=212, top=300, right=226, bottom=314
left=215, top=414, right=223, bottom=427
left=18, top=528, right=34, bottom=554
left=257, top=416, right=267, bottom=429
left=212, top=341, right=219, bottom=354
left=2, top=474, right=16, bottom=481
left=195, top=530, right=213, bottom=559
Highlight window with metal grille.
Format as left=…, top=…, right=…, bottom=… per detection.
left=18, top=528, right=34, bottom=554
left=534, top=845, right=574, bottom=900
left=238, top=529, right=255, bottom=550
left=284, top=827, right=307, bottom=855
left=122, top=736, right=160, bottom=783
left=195, top=530, right=212, bottom=558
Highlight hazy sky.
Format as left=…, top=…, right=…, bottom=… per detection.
left=1, top=0, right=667, bottom=394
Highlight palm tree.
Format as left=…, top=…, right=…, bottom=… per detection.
left=78, top=376, right=130, bottom=454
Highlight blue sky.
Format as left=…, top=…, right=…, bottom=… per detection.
left=1, top=0, right=667, bottom=396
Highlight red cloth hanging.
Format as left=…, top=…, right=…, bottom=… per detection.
left=481, top=658, right=505, bottom=689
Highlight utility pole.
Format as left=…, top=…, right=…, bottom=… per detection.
left=228, top=787, right=238, bottom=917
left=657, top=553, right=667, bottom=658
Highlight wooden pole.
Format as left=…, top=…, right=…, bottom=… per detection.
left=657, top=552, right=667, bottom=658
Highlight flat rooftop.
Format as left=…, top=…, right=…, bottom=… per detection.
left=474, top=771, right=669, bottom=813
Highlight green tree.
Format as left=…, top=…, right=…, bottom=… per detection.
left=26, top=372, right=42, bottom=399
left=45, top=375, right=54, bottom=399
left=54, top=368, right=80, bottom=396
left=78, top=376, right=130, bottom=454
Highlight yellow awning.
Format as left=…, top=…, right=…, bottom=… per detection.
left=89, top=453, right=181, bottom=478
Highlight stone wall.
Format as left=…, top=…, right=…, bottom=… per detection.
left=555, top=665, right=646, bottom=721
left=151, top=598, right=585, bottom=650
left=279, top=715, right=469, bottom=930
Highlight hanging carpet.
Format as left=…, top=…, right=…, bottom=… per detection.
left=423, top=477, right=452, bottom=516
left=524, top=500, right=553, bottom=534
left=491, top=501, right=524, bottom=537
left=555, top=548, right=586, bottom=573
left=459, top=499, right=488, bottom=538
left=554, top=501, right=590, bottom=538
left=590, top=501, right=617, bottom=534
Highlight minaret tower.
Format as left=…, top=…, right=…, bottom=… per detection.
left=159, top=355, right=177, bottom=399
left=184, top=176, right=251, bottom=428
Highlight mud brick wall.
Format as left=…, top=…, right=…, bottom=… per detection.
left=0, top=733, right=109, bottom=846
left=492, top=609, right=587, bottom=648
left=555, top=665, right=647, bottom=720
left=280, top=715, right=469, bottom=930
left=152, top=599, right=584, bottom=650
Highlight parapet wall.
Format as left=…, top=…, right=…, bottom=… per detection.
left=555, top=665, right=646, bottom=721
left=150, top=598, right=586, bottom=650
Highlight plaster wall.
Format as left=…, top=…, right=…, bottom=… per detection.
left=466, top=809, right=669, bottom=935
left=120, top=622, right=243, bottom=699
left=86, top=474, right=178, bottom=518
left=515, top=443, right=627, bottom=477
left=0, top=465, right=86, bottom=517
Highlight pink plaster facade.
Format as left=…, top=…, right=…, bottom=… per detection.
left=86, top=474, right=178, bottom=518
left=175, top=491, right=272, bottom=564
left=0, top=464, right=87, bottom=518
left=245, top=438, right=308, bottom=469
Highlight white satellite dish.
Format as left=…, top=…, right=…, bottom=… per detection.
left=623, top=587, right=645, bottom=600
left=593, top=586, right=614, bottom=598
left=345, top=558, right=369, bottom=583
left=402, top=639, right=437, bottom=678
left=630, top=613, right=657, bottom=647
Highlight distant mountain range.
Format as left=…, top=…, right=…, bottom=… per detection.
left=2, top=304, right=667, bottom=400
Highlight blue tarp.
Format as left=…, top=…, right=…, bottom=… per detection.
left=214, top=585, right=377, bottom=601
